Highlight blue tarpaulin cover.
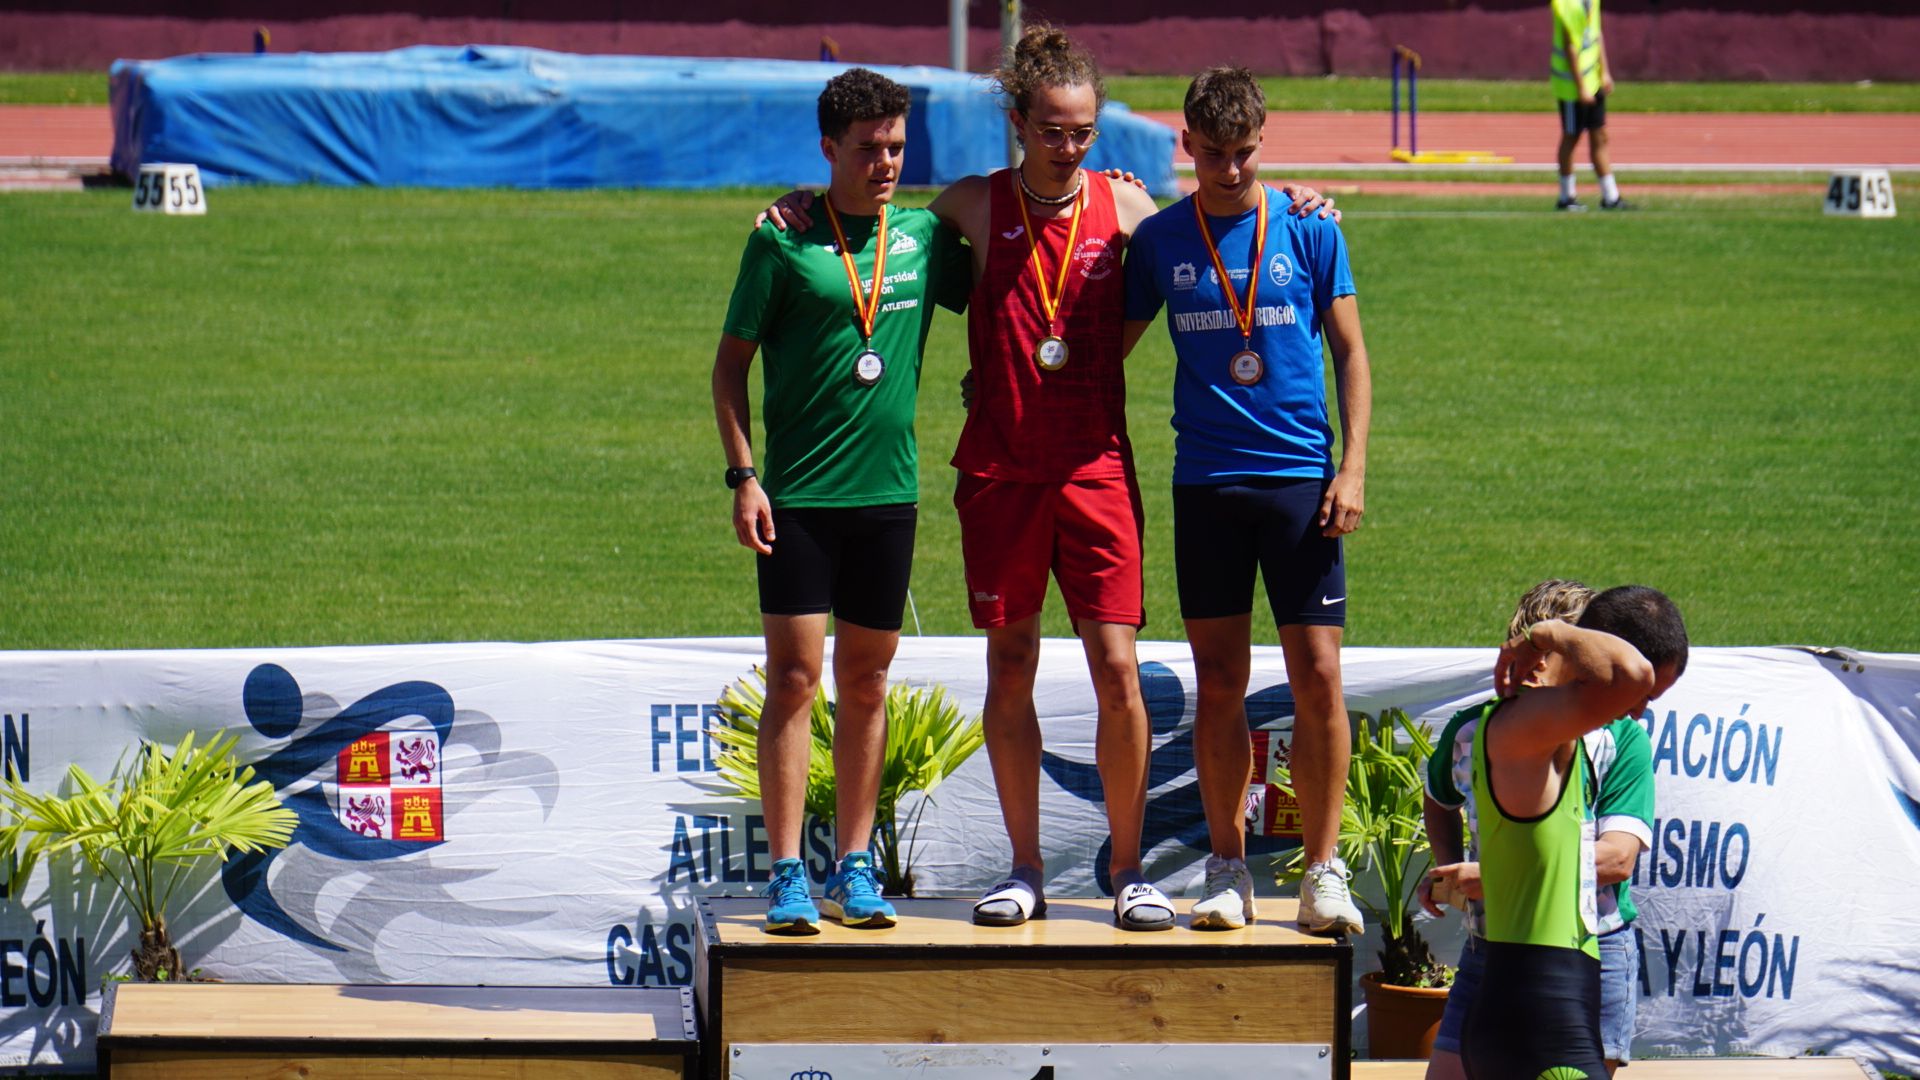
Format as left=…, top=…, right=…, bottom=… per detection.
left=109, top=46, right=1177, bottom=195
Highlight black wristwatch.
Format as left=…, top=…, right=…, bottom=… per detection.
left=724, top=466, right=757, bottom=490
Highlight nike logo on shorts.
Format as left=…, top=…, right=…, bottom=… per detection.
left=1320, top=595, right=1346, bottom=606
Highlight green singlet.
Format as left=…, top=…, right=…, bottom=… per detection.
left=1471, top=699, right=1600, bottom=960
left=723, top=206, right=969, bottom=508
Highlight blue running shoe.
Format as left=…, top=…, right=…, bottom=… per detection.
left=763, top=857, right=820, bottom=935
left=822, top=852, right=896, bottom=928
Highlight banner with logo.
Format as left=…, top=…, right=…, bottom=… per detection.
left=0, top=640, right=1914, bottom=1073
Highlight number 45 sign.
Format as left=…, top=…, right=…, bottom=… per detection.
left=132, top=163, right=207, bottom=216
left=1824, top=169, right=1896, bottom=218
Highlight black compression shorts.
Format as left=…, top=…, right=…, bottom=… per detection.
left=1172, top=477, right=1346, bottom=627
left=756, top=503, right=916, bottom=631
left=1463, top=940, right=1607, bottom=1080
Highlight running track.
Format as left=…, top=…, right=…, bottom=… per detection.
left=5, top=104, right=1917, bottom=188
left=1145, top=110, right=1920, bottom=171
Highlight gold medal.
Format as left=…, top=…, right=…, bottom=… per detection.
left=1230, top=349, right=1264, bottom=386
left=824, top=199, right=890, bottom=387
left=1193, top=186, right=1270, bottom=386
left=1013, top=170, right=1085, bottom=372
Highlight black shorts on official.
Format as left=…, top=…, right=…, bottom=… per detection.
left=756, top=503, right=916, bottom=632
left=1172, top=477, right=1346, bottom=627
left=1463, top=940, right=1607, bottom=1080
left=1559, top=93, right=1607, bottom=136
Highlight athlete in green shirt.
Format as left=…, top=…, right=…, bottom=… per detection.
left=712, top=68, right=969, bottom=934
left=1462, top=586, right=1687, bottom=1080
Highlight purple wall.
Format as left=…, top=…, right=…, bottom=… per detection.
left=5, top=4, right=1917, bottom=81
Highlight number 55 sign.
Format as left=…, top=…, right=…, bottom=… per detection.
left=1824, top=169, right=1896, bottom=218
left=132, top=163, right=207, bottom=216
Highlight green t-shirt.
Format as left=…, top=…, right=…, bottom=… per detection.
left=722, top=205, right=969, bottom=508
left=1428, top=701, right=1652, bottom=934
left=1472, top=699, right=1600, bottom=960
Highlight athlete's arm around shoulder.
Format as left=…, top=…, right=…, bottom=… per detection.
left=1110, top=178, right=1160, bottom=240
left=1487, top=620, right=1657, bottom=766
left=926, top=174, right=993, bottom=250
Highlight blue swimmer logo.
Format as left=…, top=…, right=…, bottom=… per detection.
left=222, top=662, right=560, bottom=965
left=1039, top=661, right=1302, bottom=895
left=1268, top=252, right=1294, bottom=287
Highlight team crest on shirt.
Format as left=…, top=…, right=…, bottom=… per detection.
left=1074, top=238, right=1116, bottom=280
left=888, top=230, right=919, bottom=256
left=1172, top=262, right=1198, bottom=290
left=1268, top=253, right=1294, bottom=286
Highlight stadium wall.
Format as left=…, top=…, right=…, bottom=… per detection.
left=4, top=3, right=1920, bottom=82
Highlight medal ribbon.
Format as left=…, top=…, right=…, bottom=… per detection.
left=1013, top=169, right=1085, bottom=334
left=824, top=200, right=889, bottom=343
left=1192, top=185, right=1267, bottom=345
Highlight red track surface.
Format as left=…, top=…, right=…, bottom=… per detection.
left=0, top=105, right=111, bottom=163
left=1145, top=110, right=1920, bottom=169
left=4, top=104, right=1915, bottom=179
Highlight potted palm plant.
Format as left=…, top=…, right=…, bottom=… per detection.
left=1274, top=706, right=1453, bottom=1057
left=0, top=731, right=299, bottom=982
left=710, top=669, right=984, bottom=895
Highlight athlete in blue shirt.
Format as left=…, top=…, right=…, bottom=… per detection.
left=1122, top=67, right=1373, bottom=935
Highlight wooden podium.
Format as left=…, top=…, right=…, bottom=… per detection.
left=97, top=983, right=699, bottom=1079
left=694, top=895, right=1351, bottom=1079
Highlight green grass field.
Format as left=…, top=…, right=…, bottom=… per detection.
left=7, top=69, right=1920, bottom=113
left=2, top=186, right=1916, bottom=652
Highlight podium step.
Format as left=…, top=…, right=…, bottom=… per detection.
left=98, top=983, right=698, bottom=1079
left=694, top=895, right=1352, bottom=1079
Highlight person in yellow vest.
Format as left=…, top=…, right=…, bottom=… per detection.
left=1552, top=0, right=1628, bottom=211
left=1463, top=586, right=1687, bottom=1079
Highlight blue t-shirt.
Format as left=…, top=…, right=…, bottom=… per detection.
left=1125, top=187, right=1356, bottom=485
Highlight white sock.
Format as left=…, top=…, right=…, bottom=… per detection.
left=1560, top=174, right=1577, bottom=200
left=1601, top=174, right=1621, bottom=203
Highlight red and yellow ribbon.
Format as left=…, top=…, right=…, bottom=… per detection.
left=1192, top=185, right=1268, bottom=344
left=823, top=200, right=889, bottom=342
left=1013, top=170, right=1085, bottom=334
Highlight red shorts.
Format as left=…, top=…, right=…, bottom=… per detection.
left=953, top=471, right=1145, bottom=629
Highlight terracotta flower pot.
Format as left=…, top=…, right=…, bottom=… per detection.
left=1361, top=969, right=1452, bottom=1059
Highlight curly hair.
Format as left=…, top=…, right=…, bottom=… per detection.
left=1506, top=579, right=1597, bottom=641
left=1183, top=66, right=1266, bottom=144
left=992, top=23, right=1105, bottom=116
left=817, top=68, right=912, bottom=140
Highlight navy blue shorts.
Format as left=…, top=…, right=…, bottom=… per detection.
left=1171, top=477, right=1346, bottom=627
left=756, top=503, right=916, bottom=631
left=1559, top=93, right=1608, bottom=136
left=1464, top=941, right=1606, bottom=1080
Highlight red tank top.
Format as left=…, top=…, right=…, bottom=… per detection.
left=951, top=168, right=1130, bottom=482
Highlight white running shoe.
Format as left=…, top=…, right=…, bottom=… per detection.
left=1298, top=857, right=1365, bottom=935
left=1190, top=854, right=1257, bottom=930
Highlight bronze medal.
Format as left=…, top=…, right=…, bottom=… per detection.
left=1193, top=187, right=1272, bottom=391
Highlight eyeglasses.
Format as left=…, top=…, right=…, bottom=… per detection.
left=1031, top=124, right=1100, bottom=149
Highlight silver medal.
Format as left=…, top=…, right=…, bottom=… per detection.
left=854, top=349, right=886, bottom=386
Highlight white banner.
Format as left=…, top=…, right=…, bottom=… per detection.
left=0, top=640, right=1915, bottom=1072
